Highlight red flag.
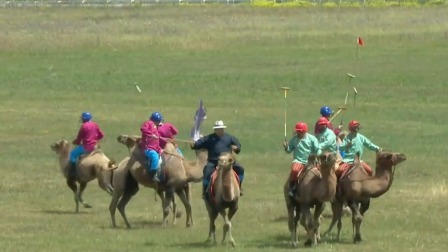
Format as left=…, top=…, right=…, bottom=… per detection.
left=357, top=36, right=363, bottom=46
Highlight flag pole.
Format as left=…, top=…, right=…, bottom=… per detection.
left=356, top=43, right=359, bottom=61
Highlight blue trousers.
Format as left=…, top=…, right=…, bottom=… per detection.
left=144, top=149, right=160, bottom=173
left=70, top=146, right=88, bottom=165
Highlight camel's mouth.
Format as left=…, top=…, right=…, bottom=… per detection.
left=395, top=153, right=407, bottom=164
left=116, top=135, right=127, bottom=144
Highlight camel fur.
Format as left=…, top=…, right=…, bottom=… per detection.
left=296, top=152, right=337, bottom=247
left=284, top=154, right=317, bottom=247
left=50, top=140, right=117, bottom=213
left=204, top=152, right=240, bottom=247
left=324, top=151, right=407, bottom=243
left=110, top=135, right=207, bottom=229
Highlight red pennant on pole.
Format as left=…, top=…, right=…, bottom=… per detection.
left=357, top=36, right=364, bottom=46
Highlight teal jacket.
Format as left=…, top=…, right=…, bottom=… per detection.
left=339, top=132, right=380, bottom=163
left=316, top=127, right=337, bottom=154
left=285, top=133, right=322, bottom=164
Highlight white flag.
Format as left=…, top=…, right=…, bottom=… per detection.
left=190, top=100, right=207, bottom=141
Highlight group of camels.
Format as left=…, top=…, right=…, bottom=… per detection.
left=50, top=134, right=241, bottom=246
left=50, top=135, right=406, bottom=247
left=284, top=150, right=407, bottom=247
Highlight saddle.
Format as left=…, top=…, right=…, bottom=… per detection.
left=75, top=149, right=103, bottom=167
left=206, top=167, right=240, bottom=205
left=129, top=147, right=167, bottom=183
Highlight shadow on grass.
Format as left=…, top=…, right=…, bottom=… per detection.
left=41, top=209, right=90, bottom=215
left=99, top=220, right=164, bottom=230
left=247, top=233, right=354, bottom=249
left=168, top=241, right=216, bottom=249
left=246, top=234, right=295, bottom=250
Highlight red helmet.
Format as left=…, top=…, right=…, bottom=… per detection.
left=348, top=120, right=361, bottom=131
left=317, top=117, right=329, bottom=126
left=295, top=122, right=308, bottom=133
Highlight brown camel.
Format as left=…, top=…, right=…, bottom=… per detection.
left=204, top=152, right=240, bottom=247
left=50, top=140, right=117, bottom=213
left=110, top=135, right=207, bottom=229
left=324, top=151, right=407, bottom=243
left=296, top=152, right=337, bottom=247
left=284, top=154, right=317, bottom=247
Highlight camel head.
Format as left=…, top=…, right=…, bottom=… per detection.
left=306, top=154, right=319, bottom=169
left=116, top=134, right=141, bottom=149
left=319, top=152, right=336, bottom=171
left=50, top=140, right=71, bottom=155
left=218, top=152, right=235, bottom=171
left=376, top=151, right=407, bottom=168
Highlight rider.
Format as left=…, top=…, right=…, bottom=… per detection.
left=151, top=112, right=183, bottom=157
left=314, top=106, right=341, bottom=136
left=69, top=112, right=104, bottom=179
left=283, top=122, right=321, bottom=197
left=337, top=120, right=382, bottom=177
left=190, top=120, right=244, bottom=199
left=140, top=112, right=163, bottom=182
left=315, top=117, right=337, bottom=155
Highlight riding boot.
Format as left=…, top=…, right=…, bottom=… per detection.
left=288, top=181, right=296, bottom=197
left=149, top=170, right=160, bottom=183
left=239, top=182, right=243, bottom=196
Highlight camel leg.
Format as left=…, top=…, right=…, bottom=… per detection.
left=222, top=203, right=238, bottom=247
left=184, top=183, right=194, bottom=226
left=109, top=188, right=124, bottom=228
left=176, top=188, right=193, bottom=228
left=360, top=199, right=370, bottom=216
left=97, top=177, right=113, bottom=196
left=300, top=204, right=314, bottom=247
left=314, top=202, right=325, bottom=243
left=66, top=179, right=79, bottom=213
left=78, top=182, right=92, bottom=208
left=171, top=194, right=177, bottom=225
left=162, top=187, right=174, bottom=228
left=288, top=206, right=298, bottom=247
left=324, top=200, right=343, bottom=241
left=205, top=202, right=218, bottom=245
left=348, top=201, right=363, bottom=243
left=117, top=187, right=137, bottom=229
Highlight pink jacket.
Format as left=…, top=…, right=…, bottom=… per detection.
left=140, top=120, right=162, bottom=153
left=73, top=121, right=104, bottom=152
left=158, top=123, right=178, bottom=149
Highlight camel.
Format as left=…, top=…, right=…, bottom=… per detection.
left=284, top=154, right=317, bottom=247
left=204, top=152, right=240, bottom=247
left=284, top=153, right=337, bottom=247
left=297, top=152, right=337, bottom=247
left=50, top=140, right=117, bottom=213
left=324, top=151, right=407, bottom=243
left=110, top=135, right=207, bottom=229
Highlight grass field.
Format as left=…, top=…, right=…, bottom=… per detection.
left=1, top=5, right=448, bottom=252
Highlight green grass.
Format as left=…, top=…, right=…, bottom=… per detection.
left=1, top=6, right=448, bottom=252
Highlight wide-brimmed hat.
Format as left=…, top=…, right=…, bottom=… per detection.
left=213, top=120, right=227, bottom=129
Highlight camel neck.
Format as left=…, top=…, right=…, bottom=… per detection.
left=320, top=168, right=337, bottom=201
left=221, top=167, right=235, bottom=202
left=369, top=166, right=394, bottom=198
